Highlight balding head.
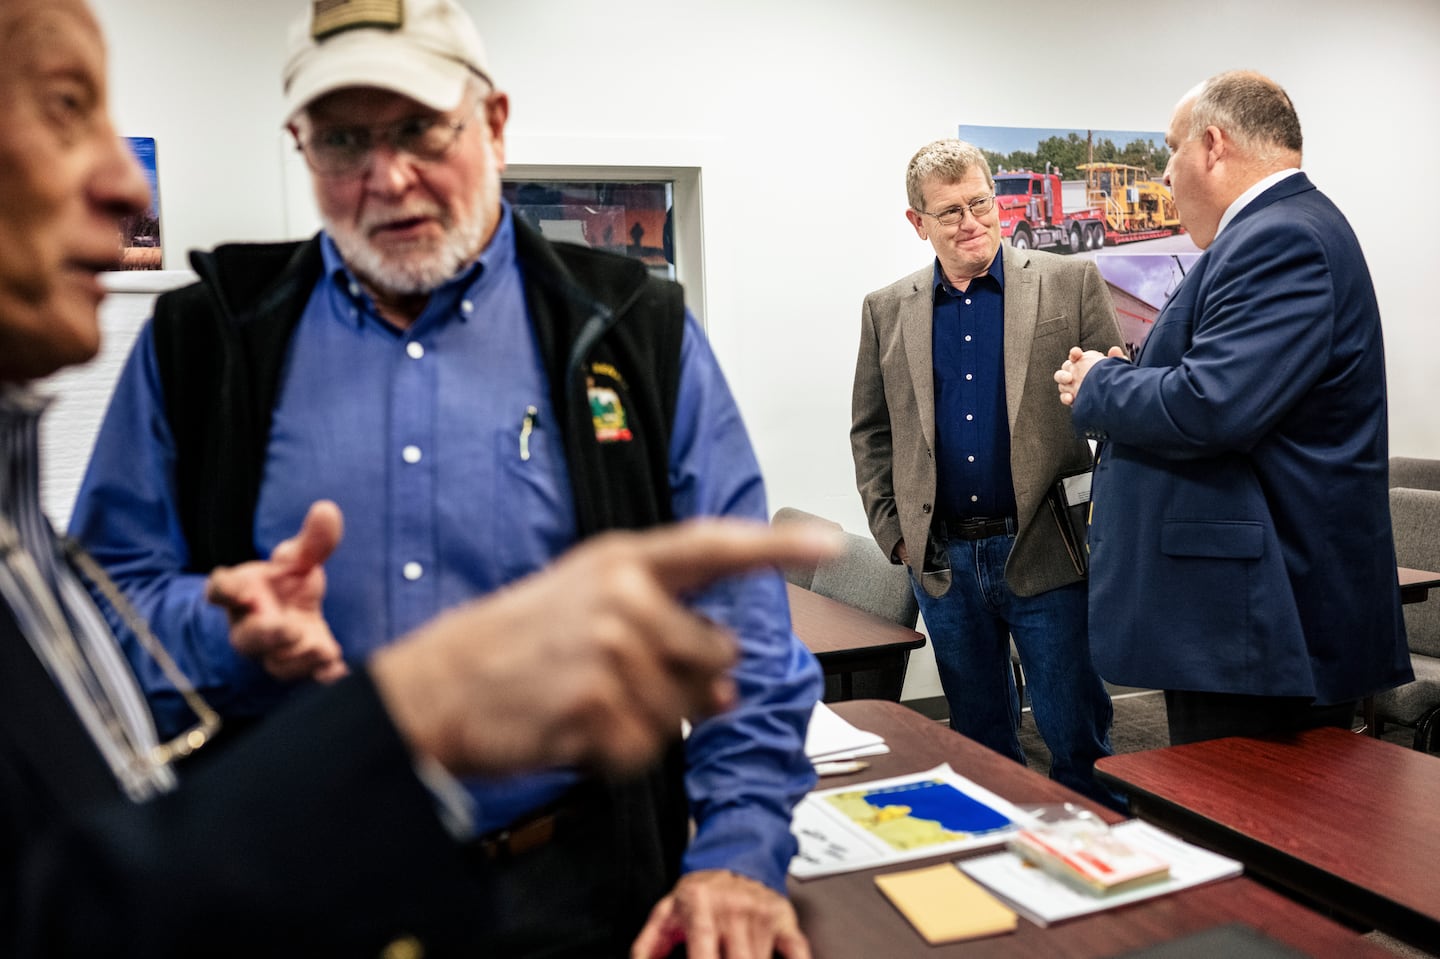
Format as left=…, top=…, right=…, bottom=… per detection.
left=1181, top=70, right=1303, bottom=169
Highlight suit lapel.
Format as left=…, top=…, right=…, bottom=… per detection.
left=899, top=271, right=937, bottom=451
left=1002, top=248, right=1037, bottom=436
left=0, top=610, right=121, bottom=806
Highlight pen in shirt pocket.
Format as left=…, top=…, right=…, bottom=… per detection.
left=519, top=405, right=538, bottom=461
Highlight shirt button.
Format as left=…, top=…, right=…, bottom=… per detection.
left=402, top=445, right=422, bottom=464
left=402, top=562, right=424, bottom=581
left=965, top=373, right=973, bottom=381
left=967, top=455, right=976, bottom=463
left=964, top=299, right=972, bottom=305
left=406, top=342, right=425, bottom=359
left=460, top=300, right=475, bottom=314
left=348, top=282, right=362, bottom=298
left=970, top=494, right=979, bottom=503
left=964, top=334, right=972, bottom=342
left=965, top=414, right=974, bottom=421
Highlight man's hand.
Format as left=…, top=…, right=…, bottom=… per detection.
left=630, top=870, right=810, bottom=959
left=205, top=500, right=348, bottom=683
left=1055, top=345, right=1128, bottom=406
left=370, top=518, right=840, bottom=777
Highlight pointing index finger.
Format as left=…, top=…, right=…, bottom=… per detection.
left=632, top=519, right=843, bottom=596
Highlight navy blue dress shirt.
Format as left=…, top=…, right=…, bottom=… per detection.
left=931, top=250, right=1017, bottom=520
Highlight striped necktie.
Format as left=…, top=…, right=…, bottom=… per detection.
left=0, top=386, right=176, bottom=801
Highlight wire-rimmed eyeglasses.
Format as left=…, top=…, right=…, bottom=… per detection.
left=915, top=193, right=997, bottom=227
left=295, top=113, right=471, bottom=178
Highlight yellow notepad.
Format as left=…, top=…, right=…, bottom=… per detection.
left=874, top=863, right=1018, bottom=944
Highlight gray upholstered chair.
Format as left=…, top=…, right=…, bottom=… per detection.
left=770, top=506, right=840, bottom=590
left=1389, top=456, right=1440, bottom=492
left=1373, top=486, right=1440, bottom=752
left=771, top=507, right=917, bottom=628
left=771, top=507, right=919, bottom=701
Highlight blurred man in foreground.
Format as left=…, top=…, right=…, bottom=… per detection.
left=0, top=0, right=835, bottom=953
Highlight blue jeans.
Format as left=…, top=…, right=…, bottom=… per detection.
left=913, top=532, right=1121, bottom=808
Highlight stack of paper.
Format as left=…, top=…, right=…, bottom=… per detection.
left=959, top=820, right=1243, bottom=926
left=1009, top=820, right=1171, bottom=895
left=805, top=702, right=889, bottom=763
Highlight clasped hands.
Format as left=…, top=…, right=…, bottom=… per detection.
left=1054, top=345, right=1128, bottom=406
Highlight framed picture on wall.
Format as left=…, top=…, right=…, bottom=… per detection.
left=958, top=124, right=1195, bottom=258
left=120, top=136, right=162, bottom=270
left=501, top=179, right=676, bottom=281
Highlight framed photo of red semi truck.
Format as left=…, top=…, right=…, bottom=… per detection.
left=961, top=124, right=1203, bottom=355
left=959, top=124, right=1200, bottom=259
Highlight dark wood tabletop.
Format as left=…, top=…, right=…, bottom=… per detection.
left=787, top=583, right=925, bottom=700
left=789, top=700, right=1392, bottom=958
left=1096, top=726, right=1440, bottom=953
left=786, top=583, right=925, bottom=659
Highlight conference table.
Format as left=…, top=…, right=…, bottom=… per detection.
left=1095, top=726, right=1440, bottom=954
left=789, top=700, right=1392, bottom=957
left=787, top=583, right=925, bottom=701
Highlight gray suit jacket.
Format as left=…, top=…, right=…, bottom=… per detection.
left=850, top=245, right=1122, bottom=598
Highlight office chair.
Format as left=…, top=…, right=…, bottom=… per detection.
left=772, top=507, right=919, bottom=701
left=770, top=506, right=840, bottom=591
left=1389, top=456, right=1440, bottom=492
left=1373, top=486, right=1440, bottom=752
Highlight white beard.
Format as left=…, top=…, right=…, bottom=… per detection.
left=324, top=192, right=492, bottom=297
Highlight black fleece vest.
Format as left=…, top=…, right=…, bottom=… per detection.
left=152, top=218, right=682, bottom=569
left=151, top=220, right=688, bottom=942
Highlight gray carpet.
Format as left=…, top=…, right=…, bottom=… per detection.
left=1016, top=687, right=1168, bottom=776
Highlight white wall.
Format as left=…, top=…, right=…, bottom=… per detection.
left=67, top=0, right=1440, bottom=700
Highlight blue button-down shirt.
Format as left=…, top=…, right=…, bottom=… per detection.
left=930, top=249, right=1016, bottom=519
left=71, top=207, right=821, bottom=892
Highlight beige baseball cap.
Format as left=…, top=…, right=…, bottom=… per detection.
left=282, top=0, right=493, bottom=118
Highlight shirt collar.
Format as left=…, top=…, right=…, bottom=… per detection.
left=0, top=383, right=49, bottom=419
left=932, top=244, right=1005, bottom=298
left=320, top=200, right=518, bottom=329
left=1215, top=168, right=1302, bottom=241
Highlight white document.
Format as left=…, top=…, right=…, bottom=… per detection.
left=804, top=702, right=890, bottom=762
left=789, top=764, right=1030, bottom=879
left=958, top=820, right=1243, bottom=926
left=1060, top=470, right=1092, bottom=505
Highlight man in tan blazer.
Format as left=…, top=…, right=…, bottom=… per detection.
left=851, top=139, right=1123, bottom=806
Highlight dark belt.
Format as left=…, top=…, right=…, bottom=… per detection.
left=937, top=515, right=1016, bottom=541
left=474, top=804, right=566, bottom=861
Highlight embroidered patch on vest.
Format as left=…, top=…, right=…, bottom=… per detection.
left=587, top=362, right=633, bottom=443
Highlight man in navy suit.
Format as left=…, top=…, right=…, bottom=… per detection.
left=1054, top=70, right=1412, bottom=745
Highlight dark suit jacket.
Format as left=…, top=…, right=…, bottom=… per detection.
left=1073, top=173, right=1412, bottom=703
left=852, top=245, right=1123, bottom=597
left=1, top=608, right=492, bottom=958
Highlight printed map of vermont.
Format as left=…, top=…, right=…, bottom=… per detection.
left=826, top=779, right=1012, bottom=850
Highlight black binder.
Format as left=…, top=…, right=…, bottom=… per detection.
left=1046, top=468, right=1092, bottom=577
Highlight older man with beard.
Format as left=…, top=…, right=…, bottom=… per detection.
left=71, top=1, right=821, bottom=957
